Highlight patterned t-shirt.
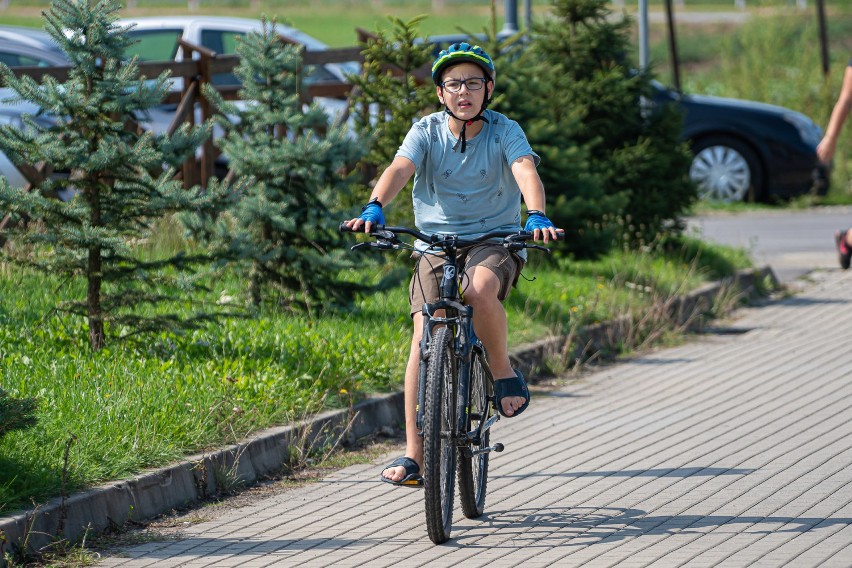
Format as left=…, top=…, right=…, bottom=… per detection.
left=396, top=109, right=540, bottom=250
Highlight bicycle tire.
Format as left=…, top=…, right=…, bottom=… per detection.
left=457, top=346, right=492, bottom=518
left=423, top=326, right=457, bottom=544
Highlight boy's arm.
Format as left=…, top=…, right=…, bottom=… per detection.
left=346, top=156, right=416, bottom=233
left=511, top=155, right=562, bottom=242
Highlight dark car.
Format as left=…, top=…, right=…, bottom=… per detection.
left=651, top=80, right=827, bottom=202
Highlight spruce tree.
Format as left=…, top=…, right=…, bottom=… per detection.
left=0, top=0, right=227, bottom=350
left=201, top=19, right=365, bottom=312
left=529, top=0, right=695, bottom=249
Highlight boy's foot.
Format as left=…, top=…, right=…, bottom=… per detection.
left=380, top=456, right=423, bottom=488
left=494, top=370, right=531, bottom=418
left=836, top=229, right=852, bottom=270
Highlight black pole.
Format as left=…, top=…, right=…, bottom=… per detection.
left=816, top=0, right=830, bottom=78
left=503, top=0, right=519, bottom=33
left=664, top=0, right=681, bottom=93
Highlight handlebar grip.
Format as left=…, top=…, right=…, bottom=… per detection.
left=339, top=222, right=386, bottom=234
left=555, top=229, right=566, bottom=241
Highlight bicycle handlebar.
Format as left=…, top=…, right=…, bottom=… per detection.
left=338, top=222, right=565, bottom=251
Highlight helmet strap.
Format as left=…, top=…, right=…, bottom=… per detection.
left=444, top=101, right=490, bottom=153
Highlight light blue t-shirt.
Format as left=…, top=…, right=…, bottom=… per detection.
left=396, top=109, right=540, bottom=251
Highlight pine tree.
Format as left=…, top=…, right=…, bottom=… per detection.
left=0, top=0, right=229, bottom=350
left=201, top=19, right=366, bottom=312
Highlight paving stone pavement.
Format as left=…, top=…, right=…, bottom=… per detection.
left=97, top=270, right=852, bottom=568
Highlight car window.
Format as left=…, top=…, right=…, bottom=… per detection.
left=198, top=29, right=340, bottom=87
left=125, top=29, right=182, bottom=62
left=200, top=29, right=242, bottom=55
left=0, top=52, right=56, bottom=67
left=200, top=29, right=243, bottom=86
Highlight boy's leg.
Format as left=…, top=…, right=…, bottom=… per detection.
left=381, top=313, right=425, bottom=482
left=464, top=264, right=527, bottom=417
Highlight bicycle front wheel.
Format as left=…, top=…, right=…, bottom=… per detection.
left=458, top=346, right=493, bottom=519
left=423, top=325, right=457, bottom=544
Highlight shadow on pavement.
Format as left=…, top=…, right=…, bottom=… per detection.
left=450, top=506, right=852, bottom=547
left=778, top=296, right=849, bottom=307
left=495, top=467, right=755, bottom=478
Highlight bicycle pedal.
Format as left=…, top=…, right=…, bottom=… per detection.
left=467, top=442, right=504, bottom=457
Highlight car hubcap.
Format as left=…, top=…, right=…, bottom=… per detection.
left=690, top=145, right=751, bottom=202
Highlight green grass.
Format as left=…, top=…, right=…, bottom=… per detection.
left=0, top=233, right=752, bottom=514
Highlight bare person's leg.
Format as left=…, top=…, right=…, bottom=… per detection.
left=381, top=312, right=425, bottom=482
left=464, top=266, right=526, bottom=417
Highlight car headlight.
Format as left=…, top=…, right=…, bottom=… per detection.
left=784, top=111, right=823, bottom=148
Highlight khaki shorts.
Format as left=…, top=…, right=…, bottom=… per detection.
left=408, top=243, right=524, bottom=316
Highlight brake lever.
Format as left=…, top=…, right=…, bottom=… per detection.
left=527, top=244, right=552, bottom=254
left=374, top=239, right=397, bottom=250
left=350, top=242, right=373, bottom=252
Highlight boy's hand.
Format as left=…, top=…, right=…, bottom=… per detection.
left=344, top=200, right=385, bottom=233
left=524, top=210, right=562, bottom=242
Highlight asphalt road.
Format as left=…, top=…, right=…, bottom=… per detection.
left=687, top=206, right=852, bottom=284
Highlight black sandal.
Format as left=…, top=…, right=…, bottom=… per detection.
left=380, top=457, right=423, bottom=488
left=494, top=370, right=531, bottom=418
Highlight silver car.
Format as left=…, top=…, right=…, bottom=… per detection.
left=0, top=34, right=69, bottom=189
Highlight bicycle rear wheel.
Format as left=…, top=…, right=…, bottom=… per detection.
left=458, top=346, right=493, bottom=519
left=423, top=326, right=457, bottom=544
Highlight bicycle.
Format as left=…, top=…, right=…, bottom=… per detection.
left=340, top=223, right=561, bottom=544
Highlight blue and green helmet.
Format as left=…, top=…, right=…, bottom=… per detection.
left=431, top=42, right=496, bottom=86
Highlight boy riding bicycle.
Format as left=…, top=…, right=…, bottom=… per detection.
left=344, top=43, right=562, bottom=487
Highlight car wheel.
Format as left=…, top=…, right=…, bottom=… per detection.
left=689, top=136, right=764, bottom=202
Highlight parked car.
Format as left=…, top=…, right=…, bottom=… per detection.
left=0, top=24, right=64, bottom=58
left=650, top=80, right=827, bottom=202
left=0, top=38, right=68, bottom=69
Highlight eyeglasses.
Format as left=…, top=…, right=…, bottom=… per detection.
left=440, top=77, right=488, bottom=93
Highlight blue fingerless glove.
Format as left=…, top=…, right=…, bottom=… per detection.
left=524, top=210, right=555, bottom=232
left=359, top=201, right=385, bottom=226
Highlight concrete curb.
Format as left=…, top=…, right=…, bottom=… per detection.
left=0, top=265, right=777, bottom=562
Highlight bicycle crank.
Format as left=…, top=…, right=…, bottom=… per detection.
left=464, top=442, right=504, bottom=458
